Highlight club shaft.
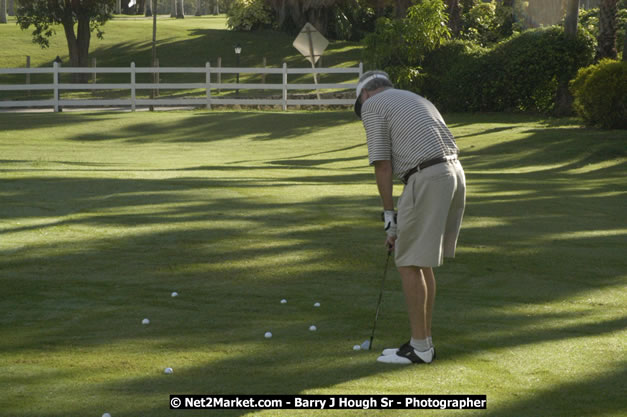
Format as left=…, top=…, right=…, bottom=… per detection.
left=369, top=249, right=391, bottom=349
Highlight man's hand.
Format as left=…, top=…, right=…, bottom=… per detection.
left=382, top=210, right=397, bottom=251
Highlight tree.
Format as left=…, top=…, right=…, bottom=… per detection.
left=555, top=0, right=581, bottom=115
left=565, top=0, right=580, bottom=37
left=266, top=0, right=345, bottom=36
left=16, top=0, right=115, bottom=81
left=445, top=0, right=462, bottom=37
left=395, top=0, right=411, bottom=18
left=171, top=0, right=176, bottom=17
left=1, top=0, right=7, bottom=24
left=177, top=0, right=184, bottom=18
left=596, top=0, right=618, bottom=60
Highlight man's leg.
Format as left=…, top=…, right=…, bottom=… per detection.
left=377, top=265, right=435, bottom=364
left=423, top=267, right=436, bottom=341
left=399, top=266, right=430, bottom=340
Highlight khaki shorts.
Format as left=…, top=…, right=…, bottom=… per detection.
left=395, top=159, right=466, bottom=268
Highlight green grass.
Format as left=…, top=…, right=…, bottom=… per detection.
left=0, top=15, right=362, bottom=101
left=0, top=111, right=626, bottom=417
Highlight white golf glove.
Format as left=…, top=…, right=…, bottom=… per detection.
left=383, top=210, right=397, bottom=238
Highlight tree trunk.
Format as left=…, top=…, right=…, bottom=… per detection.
left=555, top=0, right=579, bottom=115
left=446, top=0, right=462, bottom=37
left=395, top=0, right=411, bottom=18
left=136, top=0, right=145, bottom=15
left=564, top=0, right=580, bottom=38
left=171, top=0, right=177, bottom=17
left=62, top=13, right=91, bottom=82
left=8, top=0, right=13, bottom=16
left=374, top=0, right=385, bottom=19
left=145, top=0, right=152, bottom=17
left=195, top=0, right=201, bottom=16
left=596, top=0, right=618, bottom=60
left=0, top=0, right=7, bottom=24
left=177, top=0, right=184, bottom=18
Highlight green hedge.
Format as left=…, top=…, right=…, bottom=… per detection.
left=420, top=27, right=595, bottom=113
left=570, top=59, right=627, bottom=129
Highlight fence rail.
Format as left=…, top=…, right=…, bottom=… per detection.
left=0, top=62, right=363, bottom=112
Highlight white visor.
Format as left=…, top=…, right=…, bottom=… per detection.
left=354, top=73, right=391, bottom=118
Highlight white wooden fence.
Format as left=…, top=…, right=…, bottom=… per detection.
left=0, top=62, right=363, bottom=112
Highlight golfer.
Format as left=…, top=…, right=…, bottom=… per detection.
left=355, top=71, right=466, bottom=365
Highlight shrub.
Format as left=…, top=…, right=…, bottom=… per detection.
left=421, top=40, right=486, bottom=111
left=422, top=26, right=595, bottom=113
left=570, top=59, right=627, bottom=129
left=226, top=0, right=273, bottom=32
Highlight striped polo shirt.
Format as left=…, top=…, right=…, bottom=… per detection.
left=362, top=88, right=459, bottom=180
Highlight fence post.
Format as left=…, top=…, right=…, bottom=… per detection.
left=92, top=57, right=97, bottom=84
left=53, top=61, right=59, bottom=113
left=217, top=56, right=222, bottom=93
left=282, top=62, right=287, bottom=111
left=262, top=57, right=267, bottom=86
left=26, top=56, right=31, bottom=96
left=131, top=61, right=136, bottom=112
left=155, top=58, right=160, bottom=97
left=206, top=61, right=212, bottom=110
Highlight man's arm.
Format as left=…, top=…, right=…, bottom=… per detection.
left=374, top=160, right=394, bottom=210
left=374, top=160, right=397, bottom=249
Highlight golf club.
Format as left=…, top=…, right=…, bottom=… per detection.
left=368, top=245, right=392, bottom=350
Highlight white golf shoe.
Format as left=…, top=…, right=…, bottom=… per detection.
left=377, top=342, right=434, bottom=364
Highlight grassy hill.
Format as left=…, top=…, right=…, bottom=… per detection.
left=0, top=15, right=363, bottom=102
left=0, top=15, right=362, bottom=69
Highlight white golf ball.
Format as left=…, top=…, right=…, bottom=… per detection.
left=264, top=331, right=272, bottom=339
left=164, top=367, right=173, bottom=374
left=102, top=414, right=112, bottom=417
left=142, top=318, right=150, bottom=325
left=353, top=345, right=361, bottom=351
left=280, top=299, right=287, bottom=304
left=171, top=292, right=178, bottom=297
left=309, top=325, right=317, bottom=332
left=313, top=302, right=320, bottom=307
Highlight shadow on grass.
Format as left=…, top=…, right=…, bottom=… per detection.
left=69, top=111, right=357, bottom=143
left=1, top=113, right=626, bottom=416
left=482, top=363, right=627, bottom=417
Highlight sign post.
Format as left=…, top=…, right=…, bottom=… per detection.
left=292, top=23, right=328, bottom=101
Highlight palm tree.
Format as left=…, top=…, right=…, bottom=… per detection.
left=596, top=0, right=618, bottom=60
left=395, top=0, right=412, bottom=18
left=555, top=0, right=583, bottom=116
left=0, top=0, right=7, bottom=24
left=266, top=0, right=342, bottom=35
left=564, top=0, right=580, bottom=38
left=445, top=0, right=462, bottom=37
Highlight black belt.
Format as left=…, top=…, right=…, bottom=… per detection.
left=402, top=156, right=455, bottom=184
